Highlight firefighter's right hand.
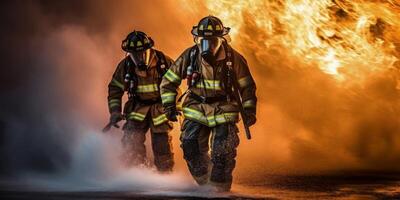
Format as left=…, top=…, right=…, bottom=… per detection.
left=110, top=112, right=123, bottom=126
left=164, top=104, right=178, bottom=122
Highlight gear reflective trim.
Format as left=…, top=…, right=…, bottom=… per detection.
left=108, top=99, right=121, bottom=104
left=109, top=103, right=120, bottom=109
left=195, top=79, right=221, bottom=90
left=108, top=99, right=121, bottom=108
left=238, top=76, right=252, bottom=88
left=127, top=112, right=146, bottom=121
left=164, top=69, right=181, bottom=83
left=136, top=84, right=158, bottom=93
left=183, top=107, right=208, bottom=124
left=153, top=114, right=168, bottom=126
left=243, top=99, right=256, bottom=108
left=183, top=107, right=238, bottom=127
left=111, top=79, right=124, bottom=90
left=161, top=92, right=177, bottom=104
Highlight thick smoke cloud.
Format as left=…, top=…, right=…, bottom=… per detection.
left=0, top=0, right=399, bottom=187
left=0, top=0, right=197, bottom=178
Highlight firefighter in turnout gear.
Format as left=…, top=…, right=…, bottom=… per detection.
left=160, top=16, right=257, bottom=191
left=107, top=30, right=174, bottom=172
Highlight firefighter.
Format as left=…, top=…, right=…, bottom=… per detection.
left=106, top=30, right=174, bottom=172
left=160, top=16, right=257, bottom=191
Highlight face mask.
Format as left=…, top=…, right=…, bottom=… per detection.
left=129, top=49, right=153, bottom=70
left=195, top=37, right=222, bottom=65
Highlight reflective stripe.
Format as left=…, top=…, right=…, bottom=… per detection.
left=238, top=76, right=252, bottom=88
left=136, top=84, right=158, bottom=93
left=109, top=103, right=120, bottom=109
left=183, top=107, right=208, bottom=124
left=195, top=79, right=221, bottom=90
left=127, top=112, right=146, bottom=121
left=153, top=114, right=168, bottom=126
left=161, top=92, right=177, bottom=104
left=164, top=69, right=181, bottom=83
left=108, top=99, right=121, bottom=104
left=108, top=99, right=121, bottom=109
left=243, top=99, right=256, bottom=108
left=182, top=107, right=238, bottom=127
left=111, top=79, right=124, bottom=90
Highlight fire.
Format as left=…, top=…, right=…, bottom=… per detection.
left=184, top=0, right=400, bottom=84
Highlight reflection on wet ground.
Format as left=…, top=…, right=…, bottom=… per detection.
left=235, top=172, right=400, bottom=199
left=1, top=172, right=400, bottom=200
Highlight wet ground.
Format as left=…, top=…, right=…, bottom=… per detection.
left=1, top=172, right=400, bottom=200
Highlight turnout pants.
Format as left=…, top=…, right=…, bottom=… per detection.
left=121, top=115, right=174, bottom=172
left=180, top=119, right=240, bottom=191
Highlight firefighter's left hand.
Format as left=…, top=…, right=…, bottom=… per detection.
left=164, top=104, right=179, bottom=122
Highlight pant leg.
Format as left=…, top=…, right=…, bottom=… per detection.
left=209, top=122, right=240, bottom=191
left=180, top=119, right=211, bottom=185
left=121, top=119, right=150, bottom=167
left=150, top=131, right=174, bottom=172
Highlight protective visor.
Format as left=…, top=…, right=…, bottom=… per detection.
left=129, top=48, right=152, bottom=67
left=195, top=37, right=223, bottom=55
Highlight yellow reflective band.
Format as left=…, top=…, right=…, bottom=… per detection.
left=130, top=41, right=134, bottom=47
left=136, top=84, right=158, bottom=93
left=108, top=99, right=121, bottom=104
left=207, top=25, right=213, bottom=30
left=109, top=103, right=120, bottom=109
left=199, top=25, right=204, bottom=30
left=238, top=76, right=252, bottom=88
left=215, top=25, right=221, bottom=30
left=137, top=41, right=143, bottom=46
left=161, top=92, right=176, bottom=104
left=144, top=38, right=149, bottom=44
left=243, top=99, right=256, bottom=108
left=206, top=115, right=216, bottom=127
left=127, top=112, right=146, bottom=121
left=112, top=79, right=124, bottom=90
left=164, top=69, right=181, bottom=83
left=153, top=114, right=168, bottom=126
left=183, top=107, right=208, bottom=124
left=182, top=107, right=238, bottom=127
left=195, top=79, right=221, bottom=90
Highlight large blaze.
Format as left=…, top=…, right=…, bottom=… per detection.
left=188, top=0, right=400, bottom=85
left=180, top=0, right=400, bottom=177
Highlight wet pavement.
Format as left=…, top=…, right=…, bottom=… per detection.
left=1, top=172, right=400, bottom=200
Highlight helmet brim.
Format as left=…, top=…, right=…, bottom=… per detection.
left=122, top=37, right=154, bottom=53
left=191, top=26, right=230, bottom=37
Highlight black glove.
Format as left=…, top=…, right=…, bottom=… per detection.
left=164, top=104, right=178, bottom=122
left=110, top=112, right=123, bottom=127
left=244, top=109, right=256, bottom=127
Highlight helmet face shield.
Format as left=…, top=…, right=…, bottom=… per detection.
left=195, top=36, right=223, bottom=56
left=129, top=48, right=153, bottom=70
left=195, top=36, right=223, bottom=65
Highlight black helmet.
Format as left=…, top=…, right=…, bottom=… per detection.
left=191, top=16, right=230, bottom=37
left=121, top=30, right=154, bottom=52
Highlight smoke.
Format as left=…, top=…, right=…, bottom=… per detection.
left=0, top=0, right=399, bottom=191
left=0, top=0, right=195, bottom=180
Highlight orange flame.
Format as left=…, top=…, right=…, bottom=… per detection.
left=184, top=0, right=400, bottom=84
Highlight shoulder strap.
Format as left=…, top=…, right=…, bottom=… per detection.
left=223, top=42, right=234, bottom=96
left=124, top=56, right=138, bottom=98
left=189, top=45, right=198, bottom=71
left=154, top=50, right=167, bottom=77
